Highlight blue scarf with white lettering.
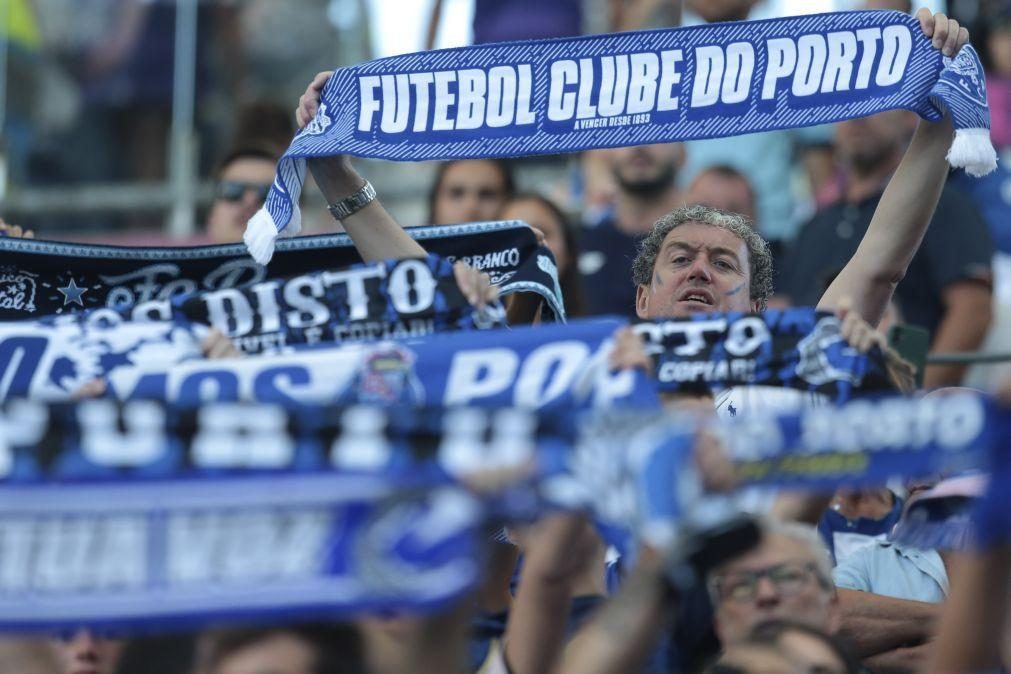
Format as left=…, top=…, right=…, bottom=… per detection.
left=0, top=221, right=565, bottom=322
left=637, top=307, right=896, bottom=400
left=578, top=392, right=1003, bottom=551
left=1, top=395, right=1008, bottom=631
left=106, top=318, right=657, bottom=410
left=244, top=10, right=997, bottom=263
left=174, top=254, right=506, bottom=355
left=0, top=255, right=503, bottom=401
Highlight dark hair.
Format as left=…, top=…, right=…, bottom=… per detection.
left=506, top=192, right=587, bottom=318
left=213, top=143, right=283, bottom=181
left=749, top=620, right=860, bottom=674
left=426, top=159, right=516, bottom=224
left=197, top=623, right=363, bottom=674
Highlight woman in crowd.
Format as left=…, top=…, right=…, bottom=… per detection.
left=501, top=193, right=588, bottom=318
left=427, top=159, right=515, bottom=226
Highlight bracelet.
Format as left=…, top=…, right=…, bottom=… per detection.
left=327, top=180, right=377, bottom=221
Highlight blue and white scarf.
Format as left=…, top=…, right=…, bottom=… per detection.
left=106, top=318, right=657, bottom=410
left=245, top=10, right=998, bottom=263
left=0, top=221, right=565, bottom=321
left=635, top=307, right=896, bottom=400
left=0, top=255, right=503, bottom=401
left=0, top=394, right=1007, bottom=631
left=174, top=254, right=506, bottom=355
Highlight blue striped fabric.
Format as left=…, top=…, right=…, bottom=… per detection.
left=244, top=10, right=996, bottom=263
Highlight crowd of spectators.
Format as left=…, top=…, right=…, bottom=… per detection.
left=2, top=1, right=1011, bottom=674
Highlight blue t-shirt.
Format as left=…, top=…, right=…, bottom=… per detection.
left=577, top=218, right=641, bottom=319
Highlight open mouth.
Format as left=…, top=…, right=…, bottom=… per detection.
left=679, top=289, right=714, bottom=306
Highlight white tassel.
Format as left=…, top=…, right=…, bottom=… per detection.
left=947, top=127, right=999, bottom=177
left=243, top=207, right=281, bottom=265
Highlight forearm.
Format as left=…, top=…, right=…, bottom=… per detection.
left=559, top=561, right=672, bottom=674
left=505, top=515, right=596, bottom=674
left=926, top=548, right=1011, bottom=674
left=820, top=117, right=953, bottom=324
left=863, top=642, right=933, bottom=672
left=922, top=289, right=992, bottom=388
left=835, top=588, right=939, bottom=656
left=308, top=159, right=427, bottom=262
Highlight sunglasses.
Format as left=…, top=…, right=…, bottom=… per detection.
left=215, top=180, right=271, bottom=203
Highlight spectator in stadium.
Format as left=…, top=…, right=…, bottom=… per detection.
left=684, top=165, right=757, bottom=225
left=51, top=629, right=123, bottom=674
left=579, top=143, right=683, bottom=318
left=707, top=520, right=838, bottom=647
left=830, top=475, right=987, bottom=671
left=193, top=624, right=362, bottom=674
left=818, top=488, right=904, bottom=566
left=501, top=193, right=587, bottom=317
left=778, top=108, right=994, bottom=389
left=206, top=144, right=281, bottom=245
left=427, top=159, right=515, bottom=226
left=982, top=5, right=1011, bottom=152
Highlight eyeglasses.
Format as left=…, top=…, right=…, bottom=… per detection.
left=215, top=180, right=271, bottom=203
left=712, top=561, right=825, bottom=603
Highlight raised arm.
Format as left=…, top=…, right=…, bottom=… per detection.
left=295, top=72, right=427, bottom=262
left=818, top=9, right=968, bottom=324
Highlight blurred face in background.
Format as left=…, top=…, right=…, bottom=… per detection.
left=710, top=534, right=837, bottom=646
left=501, top=197, right=572, bottom=274
left=834, top=110, right=915, bottom=174
left=687, top=0, right=757, bottom=23
left=211, top=633, right=317, bottom=674
left=988, top=23, right=1011, bottom=77
left=53, top=630, right=123, bottom=674
left=430, top=160, right=512, bottom=225
left=686, top=169, right=757, bottom=222
left=605, top=143, right=683, bottom=198
left=206, top=156, right=276, bottom=244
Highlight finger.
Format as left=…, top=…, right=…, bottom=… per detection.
left=478, top=273, right=492, bottom=309
left=957, top=26, right=969, bottom=51
left=930, top=13, right=948, bottom=50
left=834, top=296, right=853, bottom=321
left=297, top=95, right=316, bottom=128
left=531, top=227, right=546, bottom=246
left=840, top=310, right=859, bottom=343
left=310, top=70, right=333, bottom=93
left=858, top=329, right=875, bottom=353
left=942, top=18, right=960, bottom=56
left=24, top=229, right=34, bottom=239
left=916, top=7, right=934, bottom=38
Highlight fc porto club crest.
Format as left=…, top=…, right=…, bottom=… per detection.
left=344, top=343, right=426, bottom=405
left=302, top=103, right=333, bottom=136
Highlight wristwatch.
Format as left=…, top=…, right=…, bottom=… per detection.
left=327, top=180, right=377, bottom=221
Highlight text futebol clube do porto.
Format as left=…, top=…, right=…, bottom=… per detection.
left=357, top=25, right=913, bottom=134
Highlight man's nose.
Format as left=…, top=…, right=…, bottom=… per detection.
left=241, top=189, right=265, bottom=210
left=753, top=575, right=781, bottom=605
left=70, top=630, right=101, bottom=662
left=687, top=256, right=713, bottom=282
